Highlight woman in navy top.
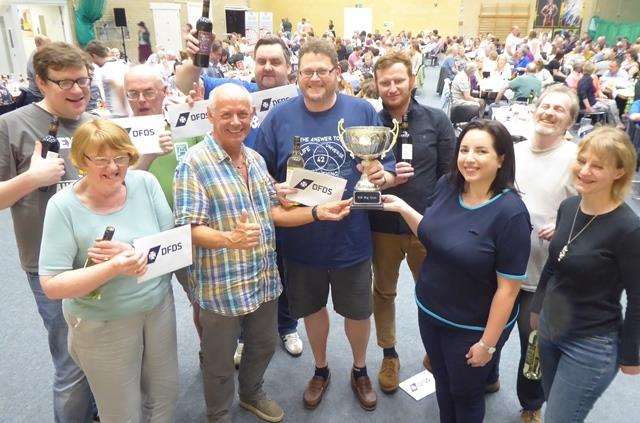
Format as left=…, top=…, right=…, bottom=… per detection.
left=382, top=120, right=531, bottom=423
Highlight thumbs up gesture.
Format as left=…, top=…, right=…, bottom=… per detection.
left=27, top=140, right=65, bottom=189
left=224, top=210, right=261, bottom=250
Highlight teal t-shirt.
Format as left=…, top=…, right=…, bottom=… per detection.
left=509, top=75, right=542, bottom=100
left=39, top=170, right=174, bottom=320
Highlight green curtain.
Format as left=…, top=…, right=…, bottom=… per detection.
left=75, top=0, right=106, bottom=47
left=588, top=16, right=640, bottom=45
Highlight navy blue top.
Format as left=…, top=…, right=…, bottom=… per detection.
left=254, top=93, right=395, bottom=268
left=416, top=177, right=531, bottom=330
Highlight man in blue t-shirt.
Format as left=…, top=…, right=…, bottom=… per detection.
left=177, top=34, right=306, bottom=360
left=254, top=39, right=396, bottom=412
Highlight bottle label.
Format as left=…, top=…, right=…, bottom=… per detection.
left=401, top=144, right=413, bottom=161
left=198, top=31, right=213, bottom=54
left=46, top=151, right=59, bottom=159
left=286, top=169, right=293, bottom=185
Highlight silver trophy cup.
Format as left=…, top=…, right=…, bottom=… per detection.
left=337, top=118, right=399, bottom=209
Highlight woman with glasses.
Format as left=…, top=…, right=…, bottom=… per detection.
left=39, top=119, right=178, bottom=422
left=381, top=120, right=531, bottom=422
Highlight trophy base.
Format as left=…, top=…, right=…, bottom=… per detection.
left=352, top=190, right=383, bottom=209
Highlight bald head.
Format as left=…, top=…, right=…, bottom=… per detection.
left=208, top=83, right=253, bottom=111
left=124, top=65, right=167, bottom=116
left=207, top=83, right=254, bottom=149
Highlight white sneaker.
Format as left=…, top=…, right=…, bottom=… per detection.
left=281, top=332, right=303, bottom=357
left=234, top=342, right=244, bottom=369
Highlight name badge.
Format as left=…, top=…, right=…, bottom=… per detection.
left=111, top=115, right=165, bottom=155
left=133, top=225, right=193, bottom=283
left=286, top=168, right=347, bottom=206
left=166, top=100, right=211, bottom=139
left=250, top=84, right=298, bottom=128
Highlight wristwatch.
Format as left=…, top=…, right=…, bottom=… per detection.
left=311, top=205, right=320, bottom=221
left=478, top=339, right=496, bottom=354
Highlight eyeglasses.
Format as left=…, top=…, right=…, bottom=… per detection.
left=299, top=67, right=335, bottom=78
left=84, top=154, right=131, bottom=167
left=47, top=77, right=92, bottom=90
left=125, top=89, right=159, bottom=101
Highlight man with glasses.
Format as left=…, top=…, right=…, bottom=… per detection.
left=177, top=34, right=305, bottom=361
left=0, top=42, right=95, bottom=422
left=254, top=38, right=396, bottom=411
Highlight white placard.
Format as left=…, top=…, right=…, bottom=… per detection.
left=250, top=84, right=298, bottom=129
left=259, top=12, right=273, bottom=37
left=286, top=168, right=347, bottom=206
left=111, top=115, right=165, bottom=155
left=133, top=225, right=193, bottom=283
left=399, top=370, right=436, bottom=401
left=166, top=100, right=211, bottom=139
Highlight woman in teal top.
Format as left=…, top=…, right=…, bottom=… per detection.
left=39, top=120, right=178, bottom=422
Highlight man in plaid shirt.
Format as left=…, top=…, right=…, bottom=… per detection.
left=174, top=83, right=351, bottom=423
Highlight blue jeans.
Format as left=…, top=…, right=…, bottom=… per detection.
left=419, top=313, right=513, bottom=423
left=539, top=326, right=619, bottom=423
left=27, top=272, right=94, bottom=422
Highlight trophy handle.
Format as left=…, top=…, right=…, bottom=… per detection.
left=337, top=118, right=355, bottom=159
left=380, top=119, right=399, bottom=159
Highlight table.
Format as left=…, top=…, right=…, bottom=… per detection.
left=491, top=104, right=534, bottom=141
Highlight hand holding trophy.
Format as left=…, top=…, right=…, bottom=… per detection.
left=337, top=118, right=398, bottom=209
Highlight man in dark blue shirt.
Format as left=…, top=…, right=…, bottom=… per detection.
left=371, top=52, right=455, bottom=394
left=254, top=39, right=396, bottom=412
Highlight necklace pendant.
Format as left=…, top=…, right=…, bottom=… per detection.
left=558, top=245, right=568, bottom=262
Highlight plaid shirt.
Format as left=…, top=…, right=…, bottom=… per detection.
left=174, top=134, right=281, bottom=316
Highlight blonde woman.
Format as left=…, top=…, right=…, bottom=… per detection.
left=531, top=127, right=640, bottom=422
left=39, top=119, right=178, bottom=422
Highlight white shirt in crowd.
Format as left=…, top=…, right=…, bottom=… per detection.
left=514, top=139, right=578, bottom=291
left=101, top=59, right=129, bottom=118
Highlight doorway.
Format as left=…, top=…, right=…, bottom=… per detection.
left=151, top=3, right=182, bottom=55
left=225, top=10, right=245, bottom=35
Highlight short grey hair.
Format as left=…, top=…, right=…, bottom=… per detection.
left=124, top=64, right=166, bottom=88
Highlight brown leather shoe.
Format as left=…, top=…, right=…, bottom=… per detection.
left=303, top=373, right=330, bottom=410
left=423, top=353, right=433, bottom=372
left=351, top=372, right=377, bottom=411
left=378, top=356, right=400, bottom=394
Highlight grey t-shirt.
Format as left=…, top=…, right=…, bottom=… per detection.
left=0, top=103, right=91, bottom=272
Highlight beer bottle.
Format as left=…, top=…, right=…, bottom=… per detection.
left=286, top=136, right=304, bottom=185
left=84, top=226, right=116, bottom=300
left=39, top=117, right=61, bottom=192
left=194, top=0, right=213, bottom=68
left=523, top=329, right=542, bottom=380
left=398, top=114, right=412, bottom=165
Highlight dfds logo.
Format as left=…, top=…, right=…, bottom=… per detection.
left=293, top=178, right=332, bottom=195
left=176, top=112, right=191, bottom=127
left=260, top=98, right=272, bottom=112
left=175, top=111, right=207, bottom=127
left=259, top=96, right=289, bottom=113
left=146, top=242, right=183, bottom=264
left=132, top=128, right=156, bottom=137
left=294, top=178, right=313, bottom=189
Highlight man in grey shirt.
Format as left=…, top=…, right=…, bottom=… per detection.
left=0, top=42, right=95, bottom=422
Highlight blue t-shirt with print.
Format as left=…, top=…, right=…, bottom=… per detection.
left=416, top=177, right=531, bottom=330
left=254, top=93, right=395, bottom=268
